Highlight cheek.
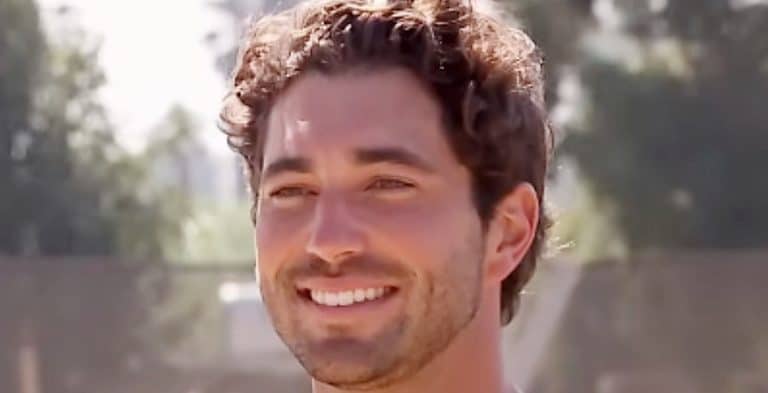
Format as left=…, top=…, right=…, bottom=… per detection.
left=365, top=197, right=479, bottom=271
left=255, top=206, right=310, bottom=276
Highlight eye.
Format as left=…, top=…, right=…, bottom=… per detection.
left=268, top=186, right=316, bottom=200
left=366, top=178, right=415, bottom=191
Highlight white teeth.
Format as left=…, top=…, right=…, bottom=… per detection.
left=339, top=291, right=354, bottom=306
left=325, top=292, right=339, bottom=306
left=308, top=287, right=390, bottom=307
left=311, top=290, right=323, bottom=304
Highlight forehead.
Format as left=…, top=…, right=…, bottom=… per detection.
left=263, top=68, right=454, bottom=165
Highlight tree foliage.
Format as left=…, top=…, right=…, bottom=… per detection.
left=1, top=3, right=184, bottom=258
left=562, top=0, right=768, bottom=250
left=1, top=2, right=189, bottom=393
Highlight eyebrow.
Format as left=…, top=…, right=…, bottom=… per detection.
left=262, top=157, right=311, bottom=182
left=354, top=147, right=436, bottom=173
left=261, top=147, right=436, bottom=183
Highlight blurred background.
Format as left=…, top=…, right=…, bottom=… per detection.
left=1, top=0, right=766, bottom=392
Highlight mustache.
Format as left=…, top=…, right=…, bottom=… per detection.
left=284, top=254, right=409, bottom=281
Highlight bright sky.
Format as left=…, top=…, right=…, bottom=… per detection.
left=38, top=0, right=231, bottom=155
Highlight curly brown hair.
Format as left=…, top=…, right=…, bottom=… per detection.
left=220, top=0, right=553, bottom=326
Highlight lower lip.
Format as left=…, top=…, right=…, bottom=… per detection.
left=297, top=290, right=400, bottom=319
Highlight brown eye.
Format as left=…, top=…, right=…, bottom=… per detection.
left=269, top=187, right=316, bottom=199
left=367, top=178, right=415, bottom=191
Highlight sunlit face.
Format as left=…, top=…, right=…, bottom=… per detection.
left=254, top=68, right=487, bottom=389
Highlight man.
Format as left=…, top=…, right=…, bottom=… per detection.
left=219, top=0, right=552, bottom=392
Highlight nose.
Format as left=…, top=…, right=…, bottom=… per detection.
left=305, top=193, right=366, bottom=264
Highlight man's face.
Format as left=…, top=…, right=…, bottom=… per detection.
left=255, top=68, right=487, bottom=389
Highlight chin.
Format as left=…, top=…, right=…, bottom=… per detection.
left=310, top=365, right=409, bottom=392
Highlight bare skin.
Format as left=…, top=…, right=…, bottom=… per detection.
left=253, top=68, right=538, bottom=393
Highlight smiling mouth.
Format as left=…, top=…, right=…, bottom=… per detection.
left=297, top=287, right=398, bottom=307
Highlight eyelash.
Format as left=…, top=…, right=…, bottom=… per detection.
left=267, top=178, right=415, bottom=200
left=366, top=178, right=415, bottom=191
left=268, top=186, right=316, bottom=199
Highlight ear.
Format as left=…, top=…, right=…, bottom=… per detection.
left=483, top=182, right=540, bottom=284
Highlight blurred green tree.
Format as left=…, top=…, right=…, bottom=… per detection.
left=1, top=3, right=183, bottom=257
left=1, top=0, right=46, bottom=254
left=563, top=0, right=768, bottom=250
left=1, top=2, right=189, bottom=393
left=515, top=2, right=768, bottom=392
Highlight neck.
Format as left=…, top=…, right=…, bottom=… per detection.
left=313, top=288, right=505, bottom=393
